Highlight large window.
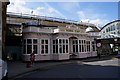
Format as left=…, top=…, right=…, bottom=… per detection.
left=78, top=40, right=87, bottom=53
left=23, top=39, right=38, bottom=54
left=41, top=39, right=49, bottom=54
left=117, top=23, right=120, bottom=30
left=86, top=41, right=90, bottom=52
left=92, top=41, right=96, bottom=51
left=73, top=39, right=78, bottom=53
left=33, top=39, right=38, bottom=54
left=53, top=39, right=68, bottom=54
left=84, top=40, right=87, bottom=52
left=53, top=39, right=58, bottom=54
left=81, top=40, right=84, bottom=52
left=79, top=40, right=82, bottom=52
left=59, top=39, right=68, bottom=54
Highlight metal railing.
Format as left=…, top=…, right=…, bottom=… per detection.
left=87, top=32, right=100, bottom=36
left=7, top=12, right=95, bottom=27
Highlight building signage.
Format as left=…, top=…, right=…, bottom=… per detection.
left=60, top=29, right=85, bottom=33
left=114, top=39, right=117, bottom=42
left=97, top=42, right=101, bottom=48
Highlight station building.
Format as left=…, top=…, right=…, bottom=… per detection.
left=6, top=12, right=100, bottom=61
left=97, top=20, right=120, bottom=56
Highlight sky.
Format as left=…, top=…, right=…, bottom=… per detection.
left=7, top=0, right=118, bottom=27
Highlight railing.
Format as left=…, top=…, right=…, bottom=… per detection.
left=23, top=27, right=53, bottom=33
left=87, top=32, right=100, bottom=36
left=53, top=28, right=86, bottom=34
left=7, top=12, right=95, bottom=27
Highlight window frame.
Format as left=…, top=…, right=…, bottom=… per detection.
left=40, top=39, right=50, bottom=55
left=23, top=38, right=38, bottom=55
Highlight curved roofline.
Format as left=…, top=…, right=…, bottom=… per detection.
left=100, top=19, right=120, bottom=31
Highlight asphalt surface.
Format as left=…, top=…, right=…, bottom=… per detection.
left=15, top=58, right=120, bottom=79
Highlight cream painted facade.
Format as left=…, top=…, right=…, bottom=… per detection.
left=6, top=12, right=100, bottom=61
left=22, top=24, right=99, bottom=61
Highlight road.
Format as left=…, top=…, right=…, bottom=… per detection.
left=15, top=58, right=120, bottom=79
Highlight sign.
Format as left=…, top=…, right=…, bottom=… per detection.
left=114, top=39, right=117, bottom=42
left=97, top=43, right=101, bottom=47
left=60, top=28, right=85, bottom=33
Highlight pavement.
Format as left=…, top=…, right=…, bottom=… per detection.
left=8, top=55, right=117, bottom=80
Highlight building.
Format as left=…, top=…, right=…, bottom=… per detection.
left=0, top=0, right=10, bottom=59
left=101, top=20, right=120, bottom=38
left=6, top=12, right=100, bottom=61
left=97, top=20, right=120, bottom=56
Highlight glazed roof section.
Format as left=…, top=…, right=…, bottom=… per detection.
left=7, top=12, right=99, bottom=32
left=100, top=19, right=120, bottom=31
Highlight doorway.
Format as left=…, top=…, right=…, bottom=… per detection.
left=69, top=37, right=78, bottom=59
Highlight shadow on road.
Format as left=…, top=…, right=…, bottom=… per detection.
left=14, top=63, right=120, bottom=79
left=79, top=56, right=113, bottom=62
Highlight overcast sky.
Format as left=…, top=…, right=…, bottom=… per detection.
left=7, top=0, right=118, bottom=27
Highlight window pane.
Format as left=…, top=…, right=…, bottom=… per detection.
left=56, top=45, right=58, bottom=53
left=53, top=40, right=55, bottom=44
left=82, top=45, right=84, bottom=52
left=73, top=45, right=75, bottom=53
left=76, top=45, right=78, bottom=52
left=63, top=45, right=65, bottom=53
left=59, top=39, right=62, bottom=44
left=79, top=40, right=81, bottom=44
left=75, top=40, right=77, bottom=44
left=56, top=40, right=58, bottom=44
left=89, top=45, right=90, bottom=52
left=79, top=45, right=81, bottom=52
left=45, top=45, right=48, bottom=53
left=33, top=39, right=37, bottom=44
left=45, top=50, right=48, bottom=53
left=27, top=45, right=32, bottom=54
left=53, top=45, right=55, bottom=53
left=41, top=45, right=44, bottom=54
left=24, top=45, right=26, bottom=54
left=82, top=40, right=84, bottom=44
left=24, top=39, right=26, bottom=44
left=63, top=39, right=65, bottom=43
left=41, top=40, right=44, bottom=44
left=45, top=40, right=48, bottom=44
left=73, top=40, right=75, bottom=44
left=84, top=40, right=86, bottom=44
left=41, top=50, right=44, bottom=54
left=66, top=40, right=68, bottom=43
left=45, top=45, right=48, bottom=50
left=33, top=45, right=37, bottom=54
left=27, top=39, right=32, bottom=44
left=87, top=45, right=89, bottom=52
left=59, top=45, right=62, bottom=53
left=66, top=45, right=68, bottom=53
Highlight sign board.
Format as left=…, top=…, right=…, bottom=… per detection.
left=60, top=28, right=85, bottom=33
left=97, top=43, right=101, bottom=47
left=114, top=39, right=117, bottom=42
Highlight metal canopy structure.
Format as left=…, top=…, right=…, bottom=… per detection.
left=96, top=38, right=120, bottom=56
left=96, top=38, right=120, bottom=44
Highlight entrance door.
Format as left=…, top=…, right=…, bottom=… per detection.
left=69, top=37, right=78, bottom=54
left=69, top=37, right=78, bottom=59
